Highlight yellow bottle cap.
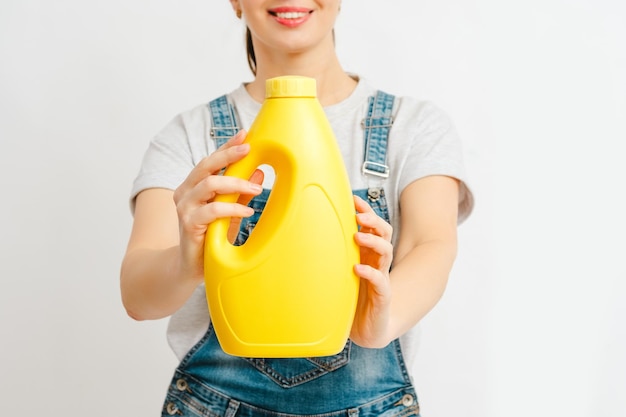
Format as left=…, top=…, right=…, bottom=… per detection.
left=266, top=76, right=317, bottom=98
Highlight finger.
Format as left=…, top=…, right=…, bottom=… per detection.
left=177, top=130, right=250, bottom=196
left=248, top=168, right=264, bottom=186
left=354, top=194, right=375, bottom=214
left=229, top=169, right=265, bottom=243
left=177, top=175, right=262, bottom=220
left=186, top=202, right=255, bottom=231
left=217, top=129, right=248, bottom=150
left=237, top=169, right=265, bottom=207
left=353, top=264, right=391, bottom=297
left=354, top=232, right=394, bottom=267
left=193, top=139, right=250, bottom=182
left=194, top=174, right=263, bottom=205
left=354, top=196, right=393, bottom=241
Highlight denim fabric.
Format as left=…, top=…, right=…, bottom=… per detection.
left=362, top=91, right=394, bottom=176
left=164, top=366, right=419, bottom=417
left=163, top=319, right=419, bottom=416
left=209, top=96, right=241, bottom=148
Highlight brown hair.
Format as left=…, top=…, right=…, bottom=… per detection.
left=245, top=27, right=257, bottom=75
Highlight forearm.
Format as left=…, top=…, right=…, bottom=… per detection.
left=120, top=246, right=203, bottom=321
left=386, top=238, right=458, bottom=342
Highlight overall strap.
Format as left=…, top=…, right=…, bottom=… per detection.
left=208, top=95, right=241, bottom=148
left=362, top=90, right=395, bottom=199
left=207, top=91, right=395, bottom=194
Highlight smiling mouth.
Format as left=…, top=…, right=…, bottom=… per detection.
left=268, top=10, right=313, bottom=19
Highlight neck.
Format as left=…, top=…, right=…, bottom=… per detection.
left=245, top=41, right=357, bottom=106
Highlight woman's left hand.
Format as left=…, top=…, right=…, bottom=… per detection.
left=350, top=195, right=394, bottom=348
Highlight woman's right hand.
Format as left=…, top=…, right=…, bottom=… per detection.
left=121, top=130, right=263, bottom=320
left=172, top=130, right=264, bottom=281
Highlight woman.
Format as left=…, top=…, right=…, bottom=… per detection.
left=121, top=1, right=473, bottom=415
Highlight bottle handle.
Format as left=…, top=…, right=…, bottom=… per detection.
left=204, top=151, right=262, bottom=266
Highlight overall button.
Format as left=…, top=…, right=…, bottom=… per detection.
left=176, top=378, right=188, bottom=391
left=166, top=402, right=180, bottom=415
left=401, top=394, right=414, bottom=407
left=367, top=187, right=381, bottom=201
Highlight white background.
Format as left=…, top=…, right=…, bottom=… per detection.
left=1, top=1, right=624, bottom=416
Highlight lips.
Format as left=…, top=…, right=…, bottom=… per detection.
left=268, top=7, right=313, bottom=27
left=273, top=11, right=309, bottom=19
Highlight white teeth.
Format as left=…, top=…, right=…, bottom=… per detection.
left=275, top=12, right=307, bottom=19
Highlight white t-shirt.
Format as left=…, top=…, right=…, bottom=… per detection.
left=130, top=77, right=474, bottom=374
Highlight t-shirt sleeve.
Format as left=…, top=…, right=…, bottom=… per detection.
left=396, top=101, right=474, bottom=224
left=129, top=114, right=196, bottom=214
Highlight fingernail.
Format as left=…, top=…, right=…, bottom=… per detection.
left=357, top=213, right=370, bottom=222
left=231, top=130, right=246, bottom=140
left=235, top=143, right=250, bottom=153
left=250, top=183, right=262, bottom=192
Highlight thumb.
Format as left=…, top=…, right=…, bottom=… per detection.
left=237, top=169, right=265, bottom=207
left=227, top=169, right=265, bottom=243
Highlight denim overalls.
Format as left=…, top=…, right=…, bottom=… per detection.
left=162, top=92, right=420, bottom=417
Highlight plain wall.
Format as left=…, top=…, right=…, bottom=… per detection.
left=1, top=1, right=624, bottom=416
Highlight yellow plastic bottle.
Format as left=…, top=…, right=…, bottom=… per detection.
left=204, top=76, right=360, bottom=358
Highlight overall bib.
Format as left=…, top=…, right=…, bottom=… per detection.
left=162, top=92, right=420, bottom=417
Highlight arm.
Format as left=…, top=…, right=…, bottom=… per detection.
left=350, top=175, right=460, bottom=348
left=120, top=131, right=263, bottom=321
left=120, top=188, right=196, bottom=321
